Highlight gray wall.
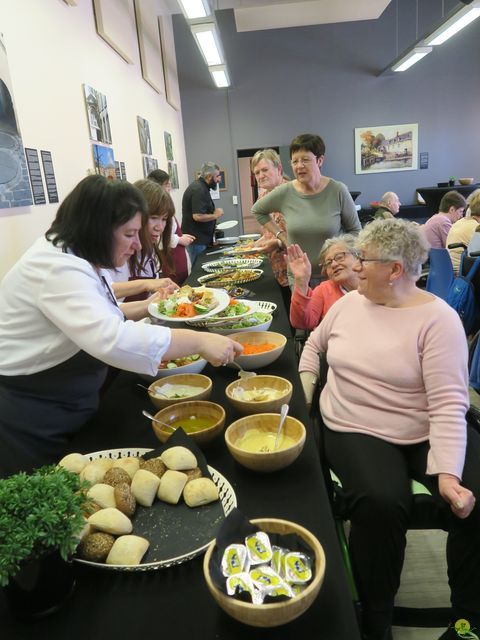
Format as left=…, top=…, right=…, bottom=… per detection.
left=173, top=0, right=480, bottom=221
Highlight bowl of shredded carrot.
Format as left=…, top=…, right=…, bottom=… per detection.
left=227, top=331, right=287, bottom=370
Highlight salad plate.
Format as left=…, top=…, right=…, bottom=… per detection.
left=216, top=220, right=239, bottom=230
left=148, top=286, right=230, bottom=323
left=186, top=299, right=253, bottom=326
left=202, top=258, right=263, bottom=273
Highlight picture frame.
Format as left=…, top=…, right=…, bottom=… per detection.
left=137, top=115, right=152, bottom=156
left=83, top=84, right=112, bottom=145
left=92, top=143, right=116, bottom=180
left=218, top=169, right=227, bottom=191
left=354, top=123, right=418, bottom=174
left=164, top=131, right=173, bottom=161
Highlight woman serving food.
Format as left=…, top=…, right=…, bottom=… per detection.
left=0, top=175, right=242, bottom=478
left=299, top=218, right=480, bottom=640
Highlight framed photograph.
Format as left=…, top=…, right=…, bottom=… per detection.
left=93, top=0, right=136, bottom=64
left=137, top=115, right=152, bottom=155
left=218, top=169, right=227, bottom=191
left=168, top=161, right=179, bottom=189
left=354, top=123, right=418, bottom=174
left=164, top=131, right=173, bottom=161
left=83, top=84, right=112, bottom=144
left=142, top=155, right=157, bottom=178
left=92, top=143, right=116, bottom=180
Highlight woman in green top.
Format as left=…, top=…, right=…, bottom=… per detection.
left=252, top=133, right=361, bottom=285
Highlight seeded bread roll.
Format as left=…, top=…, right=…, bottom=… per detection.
left=160, top=447, right=197, bottom=471
left=87, top=483, right=116, bottom=509
left=104, top=467, right=132, bottom=487
left=184, top=467, right=203, bottom=483
left=183, top=478, right=219, bottom=507
left=77, top=532, right=115, bottom=563
left=88, top=507, right=133, bottom=535
left=114, top=482, right=136, bottom=517
left=131, top=469, right=161, bottom=507
left=139, top=457, right=167, bottom=479
left=157, top=470, right=188, bottom=504
left=112, top=457, right=140, bottom=479
left=106, top=535, right=149, bottom=566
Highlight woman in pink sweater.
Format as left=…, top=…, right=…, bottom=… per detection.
left=299, top=218, right=480, bottom=640
left=288, top=234, right=358, bottom=329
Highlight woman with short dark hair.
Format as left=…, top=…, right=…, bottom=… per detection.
left=0, top=175, right=242, bottom=477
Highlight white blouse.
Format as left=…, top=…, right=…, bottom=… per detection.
left=0, top=237, right=171, bottom=376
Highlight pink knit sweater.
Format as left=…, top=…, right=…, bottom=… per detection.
left=299, top=291, right=469, bottom=478
left=290, top=279, right=343, bottom=329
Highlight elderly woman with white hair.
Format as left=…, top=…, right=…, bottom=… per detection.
left=299, top=218, right=480, bottom=640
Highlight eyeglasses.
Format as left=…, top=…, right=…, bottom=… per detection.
left=353, top=252, right=393, bottom=267
left=290, top=157, right=316, bottom=167
left=322, top=251, right=352, bottom=269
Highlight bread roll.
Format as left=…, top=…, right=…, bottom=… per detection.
left=131, top=469, right=160, bottom=507
left=160, top=447, right=197, bottom=471
left=157, top=470, right=188, bottom=504
left=87, top=483, right=116, bottom=509
left=58, top=452, right=87, bottom=474
left=112, top=457, right=140, bottom=479
left=114, top=482, right=136, bottom=517
left=103, top=467, right=132, bottom=487
left=183, top=478, right=219, bottom=507
left=184, top=467, right=203, bottom=483
left=88, top=507, right=133, bottom=535
left=139, top=457, right=167, bottom=479
left=78, top=532, right=115, bottom=562
left=106, top=535, right=149, bottom=566
left=81, top=460, right=110, bottom=485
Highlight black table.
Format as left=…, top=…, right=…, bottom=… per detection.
left=0, top=257, right=361, bottom=640
left=416, top=184, right=479, bottom=214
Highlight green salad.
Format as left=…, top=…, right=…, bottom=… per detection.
left=225, top=312, right=271, bottom=329
left=215, top=300, right=251, bottom=318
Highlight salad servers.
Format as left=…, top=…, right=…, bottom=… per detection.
left=229, top=360, right=256, bottom=380
left=142, top=410, right=177, bottom=431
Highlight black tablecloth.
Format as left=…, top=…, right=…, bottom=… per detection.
left=0, top=256, right=361, bottom=639
left=417, top=184, right=479, bottom=213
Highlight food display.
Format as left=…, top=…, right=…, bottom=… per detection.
left=150, top=383, right=204, bottom=399
left=198, top=269, right=263, bottom=288
left=202, top=258, right=263, bottom=273
left=67, top=445, right=236, bottom=570
left=241, top=342, right=277, bottom=355
left=148, top=286, right=229, bottom=322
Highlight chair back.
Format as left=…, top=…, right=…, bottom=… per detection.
left=425, top=248, right=454, bottom=300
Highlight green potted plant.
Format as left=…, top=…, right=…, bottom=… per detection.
left=449, top=176, right=456, bottom=186
left=0, top=464, right=92, bottom=618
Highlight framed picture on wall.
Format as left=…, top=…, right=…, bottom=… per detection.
left=218, top=169, right=227, bottom=191
left=168, top=161, right=179, bottom=189
left=354, top=123, right=418, bottom=174
left=92, top=143, right=116, bottom=179
left=164, top=131, right=173, bottom=161
left=83, top=84, right=112, bottom=144
left=137, top=115, right=152, bottom=155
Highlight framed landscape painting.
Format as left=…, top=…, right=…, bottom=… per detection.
left=355, top=123, right=418, bottom=174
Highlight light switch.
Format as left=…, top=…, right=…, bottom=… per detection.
left=232, top=195, right=238, bottom=205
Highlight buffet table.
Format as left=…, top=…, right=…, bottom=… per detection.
left=416, top=184, right=478, bottom=214
left=0, top=255, right=361, bottom=639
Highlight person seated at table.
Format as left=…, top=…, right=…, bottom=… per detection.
left=148, top=169, right=195, bottom=285
left=0, top=175, right=243, bottom=478
left=373, top=191, right=401, bottom=219
left=422, top=190, right=466, bottom=249
left=108, top=179, right=178, bottom=306
left=446, top=189, right=480, bottom=274
left=287, top=235, right=358, bottom=330
left=298, top=218, right=480, bottom=640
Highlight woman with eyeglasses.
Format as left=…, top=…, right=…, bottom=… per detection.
left=287, top=235, right=359, bottom=330
left=299, top=218, right=480, bottom=640
left=0, top=175, right=243, bottom=478
left=252, top=133, right=361, bottom=286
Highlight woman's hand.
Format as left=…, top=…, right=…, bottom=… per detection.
left=438, top=473, right=476, bottom=519
left=178, top=234, right=195, bottom=247
left=148, top=278, right=178, bottom=297
left=286, top=244, right=311, bottom=289
left=197, top=333, right=243, bottom=367
left=255, top=236, right=280, bottom=254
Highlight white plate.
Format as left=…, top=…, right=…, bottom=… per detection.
left=216, top=220, right=239, bottom=230
left=239, top=233, right=261, bottom=241
left=75, top=448, right=236, bottom=572
left=216, top=236, right=239, bottom=245
left=202, top=258, right=263, bottom=273
left=148, top=287, right=230, bottom=323
left=250, top=300, right=277, bottom=314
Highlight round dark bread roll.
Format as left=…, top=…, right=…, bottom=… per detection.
left=114, top=482, right=136, bottom=517
left=184, top=467, right=203, bottom=483
left=139, top=457, right=167, bottom=479
left=77, top=532, right=115, bottom=562
left=104, top=467, right=132, bottom=487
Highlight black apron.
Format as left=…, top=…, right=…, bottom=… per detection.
left=0, top=273, right=122, bottom=478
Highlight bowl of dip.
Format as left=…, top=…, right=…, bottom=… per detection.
left=224, top=413, right=306, bottom=472
left=151, top=400, right=226, bottom=447
left=148, top=374, right=213, bottom=409
left=225, top=375, right=292, bottom=415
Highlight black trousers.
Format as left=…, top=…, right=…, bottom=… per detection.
left=324, top=425, right=480, bottom=638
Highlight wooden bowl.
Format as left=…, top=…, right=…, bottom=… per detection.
left=227, top=331, right=287, bottom=370
left=224, top=413, right=306, bottom=472
left=151, top=401, right=225, bottom=447
left=459, top=178, right=474, bottom=185
left=203, top=517, right=326, bottom=627
left=138, top=356, right=207, bottom=382
left=147, top=374, right=212, bottom=409
left=225, top=375, right=292, bottom=415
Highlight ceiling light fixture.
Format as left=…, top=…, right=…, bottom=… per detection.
left=209, top=64, right=230, bottom=88
left=424, top=0, right=480, bottom=45
left=190, top=23, right=224, bottom=66
left=177, top=0, right=211, bottom=21
left=391, top=46, right=432, bottom=72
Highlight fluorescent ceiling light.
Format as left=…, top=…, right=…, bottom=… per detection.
left=425, top=2, right=480, bottom=46
left=177, top=0, right=211, bottom=20
left=391, top=46, right=432, bottom=72
left=209, top=65, right=230, bottom=88
left=191, top=23, right=223, bottom=66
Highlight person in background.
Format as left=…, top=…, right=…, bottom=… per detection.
left=249, top=149, right=291, bottom=309
left=0, top=175, right=243, bottom=477
left=288, top=235, right=359, bottom=330
left=299, top=218, right=480, bottom=640
left=446, top=189, right=480, bottom=274
left=251, top=133, right=361, bottom=287
left=148, top=169, right=194, bottom=285
left=373, top=191, right=401, bottom=219
left=108, top=178, right=178, bottom=306
left=422, top=190, right=466, bottom=249
left=181, top=162, right=224, bottom=266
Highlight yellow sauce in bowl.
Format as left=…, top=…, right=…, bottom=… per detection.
left=235, top=429, right=296, bottom=453
left=169, top=416, right=216, bottom=433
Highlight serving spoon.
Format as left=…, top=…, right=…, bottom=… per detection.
left=142, top=410, right=177, bottom=431
left=274, top=403, right=289, bottom=450
left=137, top=383, right=169, bottom=398
left=229, top=360, right=256, bottom=380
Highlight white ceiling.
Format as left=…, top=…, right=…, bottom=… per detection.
left=169, top=1, right=392, bottom=32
